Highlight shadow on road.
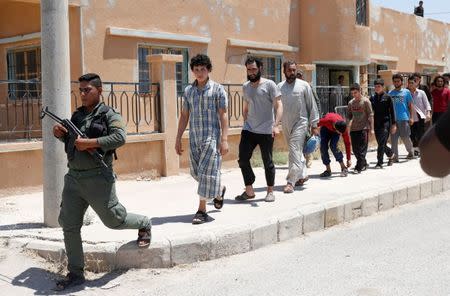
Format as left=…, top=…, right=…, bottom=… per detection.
left=9, top=267, right=124, bottom=295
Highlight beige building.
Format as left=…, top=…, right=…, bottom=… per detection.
left=1, top=0, right=449, bottom=189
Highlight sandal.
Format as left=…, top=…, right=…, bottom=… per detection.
left=295, top=177, right=309, bottom=186
left=283, top=183, right=294, bottom=194
left=54, top=273, right=85, bottom=291
left=235, top=191, right=256, bottom=201
left=213, top=186, right=226, bottom=209
left=137, top=225, right=152, bottom=248
left=192, top=210, right=209, bottom=224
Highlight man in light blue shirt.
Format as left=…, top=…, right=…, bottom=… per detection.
left=388, top=74, right=414, bottom=161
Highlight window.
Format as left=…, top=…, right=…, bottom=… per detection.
left=356, top=0, right=368, bottom=26
left=6, top=46, right=41, bottom=99
left=138, top=45, right=188, bottom=94
left=256, top=55, right=282, bottom=83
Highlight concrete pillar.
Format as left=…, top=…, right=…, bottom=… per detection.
left=147, top=54, right=183, bottom=176
left=41, top=0, right=71, bottom=227
left=297, top=64, right=316, bottom=85
left=378, top=69, right=398, bottom=91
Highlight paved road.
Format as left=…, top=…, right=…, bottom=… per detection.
left=1, top=191, right=449, bottom=296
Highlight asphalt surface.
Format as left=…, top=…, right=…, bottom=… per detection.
left=1, top=190, right=449, bottom=296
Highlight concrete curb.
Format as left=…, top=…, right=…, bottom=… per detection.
left=5, top=175, right=450, bottom=272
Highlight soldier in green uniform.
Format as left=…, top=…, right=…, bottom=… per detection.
left=52, top=73, right=151, bottom=291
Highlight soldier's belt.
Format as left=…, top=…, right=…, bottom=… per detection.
left=68, top=167, right=113, bottom=178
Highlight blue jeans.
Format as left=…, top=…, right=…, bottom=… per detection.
left=320, top=126, right=343, bottom=166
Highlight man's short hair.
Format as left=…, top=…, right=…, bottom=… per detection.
left=350, top=83, right=361, bottom=91
left=190, top=54, right=212, bottom=71
left=283, top=60, right=296, bottom=71
left=408, top=75, right=416, bottom=82
left=442, top=73, right=450, bottom=78
left=392, top=73, right=403, bottom=81
left=374, top=78, right=384, bottom=86
left=245, top=56, right=263, bottom=68
left=335, top=120, right=347, bottom=133
left=412, top=72, right=422, bottom=79
left=78, top=73, right=102, bottom=88
left=338, top=75, right=344, bottom=80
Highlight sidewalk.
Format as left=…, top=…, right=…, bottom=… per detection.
left=1, top=151, right=449, bottom=271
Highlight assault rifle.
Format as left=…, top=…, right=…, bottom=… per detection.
left=40, top=107, right=108, bottom=168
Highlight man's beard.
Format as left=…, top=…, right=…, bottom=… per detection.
left=247, top=71, right=261, bottom=82
left=285, top=74, right=296, bottom=83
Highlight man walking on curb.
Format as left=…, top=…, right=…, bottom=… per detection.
left=347, top=83, right=374, bottom=173
left=389, top=74, right=415, bottom=161
left=408, top=75, right=431, bottom=157
left=318, top=112, right=351, bottom=177
left=370, top=78, right=396, bottom=168
left=278, top=61, right=319, bottom=193
left=52, top=73, right=152, bottom=291
left=236, top=56, right=283, bottom=202
left=175, top=54, right=229, bottom=224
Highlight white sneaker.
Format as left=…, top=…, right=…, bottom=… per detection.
left=265, top=191, right=275, bottom=202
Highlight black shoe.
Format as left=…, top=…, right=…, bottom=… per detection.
left=213, top=186, right=226, bottom=209
left=387, top=154, right=396, bottom=166
left=137, top=224, right=152, bottom=248
left=54, top=273, right=85, bottom=291
left=320, top=170, right=332, bottom=177
left=414, top=150, right=420, bottom=157
left=375, top=163, right=383, bottom=169
left=192, top=211, right=209, bottom=224
left=361, top=164, right=368, bottom=171
left=353, top=169, right=361, bottom=174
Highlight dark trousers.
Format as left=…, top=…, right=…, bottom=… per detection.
left=238, top=130, right=275, bottom=186
left=432, top=112, right=444, bottom=125
left=320, top=126, right=343, bottom=165
left=375, top=122, right=393, bottom=165
left=350, top=130, right=368, bottom=170
left=410, top=117, right=425, bottom=148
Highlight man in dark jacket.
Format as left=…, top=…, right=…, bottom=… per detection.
left=370, top=78, right=397, bottom=168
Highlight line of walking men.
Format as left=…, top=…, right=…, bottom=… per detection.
left=51, top=54, right=449, bottom=290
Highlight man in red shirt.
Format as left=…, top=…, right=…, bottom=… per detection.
left=318, top=112, right=352, bottom=177
left=431, top=75, right=450, bottom=123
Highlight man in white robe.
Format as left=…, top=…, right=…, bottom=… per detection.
left=278, top=61, right=319, bottom=193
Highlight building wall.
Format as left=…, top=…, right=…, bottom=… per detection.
left=80, top=0, right=299, bottom=84
left=0, top=2, right=82, bottom=82
left=298, top=0, right=371, bottom=65
left=370, top=5, right=450, bottom=73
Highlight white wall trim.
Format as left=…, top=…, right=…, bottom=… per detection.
left=107, top=27, right=211, bottom=44
left=0, top=32, right=41, bottom=45
left=313, top=60, right=370, bottom=66
left=228, top=38, right=298, bottom=52
left=246, top=49, right=283, bottom=57
left=416, top=59, right=446, bottom=67
left=370, top=54, right=399, bottom=62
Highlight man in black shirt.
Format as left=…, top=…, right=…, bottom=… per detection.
left=414, top=1, right=424, bottom=17
left=370, top=79, right=397, bottom=168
